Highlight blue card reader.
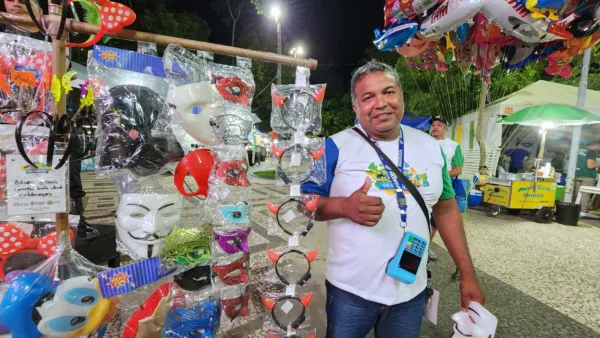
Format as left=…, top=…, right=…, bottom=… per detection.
left=386, top=232, right=428, bottom=284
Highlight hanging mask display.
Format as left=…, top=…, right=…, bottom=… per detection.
left=262, top=293, right=313, bottom=332
left=218, top=202, right=250, bottom=225
left=160, top=226, right=212, bottom=269
left=123, top=283, right=172, bottom=338
left=209, top=114, right=254, bottom=145
left=215, top=159, right=250, bottom=186
left=209, top=62, right=256, bottom=109
left=173, top=148, right=215, bottom=197
left=166, top=82, right=222, bottom=146
left=212, top=254, right=249, bottom=286
left=174, top=265, right=212, bottom=292
left=162, top=297, right=221, bottom=338
left=212, top=75, right=254, bottom=106
left=266, top=196, right=319, bottom=237
left=221, top=285, right=251, bottom=321
left=271, top=84, right=326, bottom=135
left=116, top=193, right=183, bottom=260
left=267, top=248, right=318, bottom=286
left=213, top=227, right=251, bottom=255
left=98, top=85, right=184, bottom=177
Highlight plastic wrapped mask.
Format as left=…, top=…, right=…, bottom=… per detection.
left=167, top=82, right=222, bottom=146
left=116, top=194, right=183, bottom=259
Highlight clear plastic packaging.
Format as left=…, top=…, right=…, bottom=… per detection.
left=270, top=84, right=326, bottom=135
left=264, top=245, right=318, bottom=287
left=0, top=33, right=52, bottom=116
left=163, top=288, right=221, bottom=338
left=261, top=290, right=314, bottom=333
left=204, top=144, right=252, bottom=207
left=266, top=195, right=319, bottom=237
left=88, top=45, right=184, bottom=178
left=204, top=199, right=251, bottom=229
left=114, top=178, right=184, bottom=261
left=220, top=283, right=251, bottom=326
left=211, top=251, right=249, bottom=288
left=208, top=62, right=256, bottom=114
left=211, top=225, right=251, bottom=259
left=272, top=138, right=327, bottom=186
left=160, top=225, right=212, bottom=271
left=0, top=232, right=119, bottom=338
left=0, top=214, right=78, bottom=282
left=267, top=328, right=318, bottom=338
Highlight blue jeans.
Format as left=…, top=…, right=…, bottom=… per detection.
left=325, top=280, right=426, bottom=338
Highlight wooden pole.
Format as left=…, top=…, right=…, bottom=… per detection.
left=0, top=12, right=318, bottom=70
left=47, top=5, right=70, bottom=234
left=475, top=81, right=490, bottom=169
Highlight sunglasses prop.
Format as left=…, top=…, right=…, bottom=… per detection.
left=0, top=223, right=74, bottom=281
left=272, top=86, right=326, bottom=133
left=212, top=255, right=249, bottom=286
left=123, top=283, right=172, bottom=338
left=215, top=159, right=250, bottom=186
left=222, top=285, right=251, bottom=321
left=272, top=143, right=325, bottom=185
left=213, top=227, right=251, bottom=255
left=218, top=202, right=249, bottom=224
left=262, top=293, right=313, bottom=331
left=0, top=273, right=116, bottom=338
left=174, top=149, right=215, bottom=197
left=163, top=297, right=221, bottom=338
left=268, top=249, right=318, bottom=286
left=266, top=196, right=319, bottom=237
left=209, top=114, right=253, bottom=145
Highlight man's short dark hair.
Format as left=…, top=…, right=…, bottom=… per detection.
left=587, top=140, right=599, bottom=147
left=350, top=60, right=402, bottom=103
left=479, top=165, right=488, bottom=171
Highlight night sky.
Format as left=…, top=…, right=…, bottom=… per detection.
left=176, top=0, right=382, bottom=92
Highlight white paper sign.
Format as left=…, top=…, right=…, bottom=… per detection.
left=288, top=235, right=299, bottom=247
left=285, top=284, right=297, bottom=296
left=290, top=185, right=301, bottom=197
left=290, top=151, right=302, bottom=167
left=423, top=289, right=440, bottom=325
left=282, top=210, right=297, bottom=224
left=281, top=300, right=294, bottom=314
left=6, top=155, right=67, bottom=215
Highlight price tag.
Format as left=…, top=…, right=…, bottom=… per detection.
left=288, top=235, right=299, bottom=247
left=290, top=185, right=301, bottom=197
left=282, top=210, right=297, bottom=224
left=293, top=132, right=306, bottom=145
left=281, top=300, right=294, bottom=314
left=285, top=284, right=297, bottom=296
left=6, top=155, right=67, bottom=215
left=291, top=151, right=302, bottom=167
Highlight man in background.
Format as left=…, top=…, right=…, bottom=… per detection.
left=575, top=140, right=600, bottom=213
left=503, top=143, right=533, bottom=174
left=429, top=116, right=464, bottom=261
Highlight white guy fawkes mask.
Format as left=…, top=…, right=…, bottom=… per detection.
left=116, top=194, right=183, bottom=259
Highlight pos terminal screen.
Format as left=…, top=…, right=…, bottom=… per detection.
left=398, top=250, right=421, bottom=274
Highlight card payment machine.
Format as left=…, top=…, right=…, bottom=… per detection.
left=386, top=232, right=428, bottom=284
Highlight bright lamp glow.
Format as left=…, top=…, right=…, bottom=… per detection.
left=297, top=46, right=304, bottom=56
left=270, top=5, right=281, bottom=20
left=541, top=121, right=555, bottom=129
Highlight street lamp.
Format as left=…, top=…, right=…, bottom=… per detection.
left=270, top=4, right=282, bottom=84
left=290, top=45, right=304, bottom=58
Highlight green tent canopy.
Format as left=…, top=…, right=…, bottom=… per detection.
left=497, top=104, right=600, bottom=127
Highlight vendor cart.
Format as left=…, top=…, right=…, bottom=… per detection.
left=483, top=174, right=557, bottom=222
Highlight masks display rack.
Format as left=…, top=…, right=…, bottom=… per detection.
left=259, top=67, right=325, bottom=338
left=0, top=2, right=318, bottom=337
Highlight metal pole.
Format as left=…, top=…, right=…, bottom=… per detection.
left=277, top=20, right=282, bottom=84
left=0, top=12, right=319, bottom=70
left=565, top=48, right=592, bottom=202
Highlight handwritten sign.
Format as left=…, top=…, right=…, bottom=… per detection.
left=6, top=154, right=67, bottom=215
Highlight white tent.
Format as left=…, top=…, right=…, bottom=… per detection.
left=446, top=81, right=600, bottom=182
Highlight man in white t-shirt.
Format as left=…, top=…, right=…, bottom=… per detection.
left=429, top=116, right=464, bottom=261
left=302, top=60, right=484, bottom=338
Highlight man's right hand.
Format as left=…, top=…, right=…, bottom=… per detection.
left=345, top=177, right=385, bottom=227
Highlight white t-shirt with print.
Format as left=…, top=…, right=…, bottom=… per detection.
left=302, top=125, right=449, bottom=306
left=437, top=138, right=460, bottom=172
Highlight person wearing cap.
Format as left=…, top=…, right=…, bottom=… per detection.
left=429, top=116, right=464, bottom=261
left=575, top=140, right=600, bottom=213
left=302, top=60, right=483, bottom=338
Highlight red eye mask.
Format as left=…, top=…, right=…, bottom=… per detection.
left=174, top=149, right=215, bottom=197
left=123, top=283, right=171, bottom=338
left=0, top=223, right=74, bottom=281
left=216, top=160, right=249, bottom=186
left=212, top=75, right=254, bottom=106
left=222, top=285, right=251, bottom=320
left=212, top=255, right=249, bottom=286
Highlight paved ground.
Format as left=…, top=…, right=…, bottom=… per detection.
left=77, top=160, right=600, bottom=338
